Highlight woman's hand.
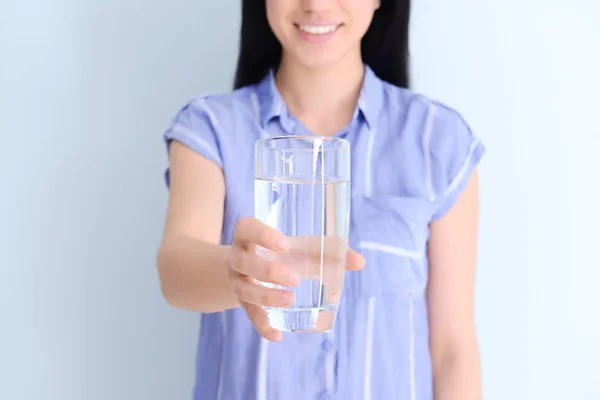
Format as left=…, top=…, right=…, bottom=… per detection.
left=228, top=217, right=365, bottom=341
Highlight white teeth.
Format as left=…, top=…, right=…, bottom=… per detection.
left=298, top=24, right=338, bottom=35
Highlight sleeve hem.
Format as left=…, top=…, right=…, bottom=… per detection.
left=162, top=126, right=223, bottom=189
left=431, top=140, right=485, bottom=221
left=163, top=126, right=223, bottom=169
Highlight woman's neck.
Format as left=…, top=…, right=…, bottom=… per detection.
left=275, top=52, right=365, bottom=136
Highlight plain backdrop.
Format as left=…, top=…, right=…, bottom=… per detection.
left=1, top=1, right=598, bottom=399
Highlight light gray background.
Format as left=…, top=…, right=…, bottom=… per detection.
left=1, top=1, right=598, bottom=399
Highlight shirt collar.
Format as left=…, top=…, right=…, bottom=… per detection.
left=254, top=68, right=289, bottom=130
left=253, top=65, right=383, bottom=132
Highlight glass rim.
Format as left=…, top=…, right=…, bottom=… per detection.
left=255, top=135, right=350, bottom=146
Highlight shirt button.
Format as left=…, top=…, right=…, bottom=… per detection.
left=319, top=391, right=332, bottom=400
left=321, top=340, right=333, bottom=351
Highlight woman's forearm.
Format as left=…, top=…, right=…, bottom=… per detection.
left=156, top=235, right=239, bottom=313
left=433, top=348, right=482, bottom=400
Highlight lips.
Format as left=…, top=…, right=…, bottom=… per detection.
left=294, top=22, right=342, bottom=43
left=296, top=24, right=339, bottom=35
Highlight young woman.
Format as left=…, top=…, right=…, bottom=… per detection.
left=157, top=1, right=484, bottom=399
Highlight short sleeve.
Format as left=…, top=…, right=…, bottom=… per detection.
left=429, top=103, right=485, bottom=220
left=162, top=96, right=223, bottom=188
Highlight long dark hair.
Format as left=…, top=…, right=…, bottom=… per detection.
left=233, top=0, right=411, bottom=90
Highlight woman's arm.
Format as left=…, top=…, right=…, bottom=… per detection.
left=427, top=170, right=482, bottom=400
left=156, top=141, right=239, bottom=313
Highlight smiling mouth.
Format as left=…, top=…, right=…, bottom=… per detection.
left=295, top=24, right=341, bottom=35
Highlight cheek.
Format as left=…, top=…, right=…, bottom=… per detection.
left=344, top=0, right=379, bottom=10
left=344, top=0, right=378, bottom=35
left=265, top=1, right=289, bottom=43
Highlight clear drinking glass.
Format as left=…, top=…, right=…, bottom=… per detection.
left=254, top=136, right=351, bottom=332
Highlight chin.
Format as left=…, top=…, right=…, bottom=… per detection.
left=289, top=48, right=347, bottom=70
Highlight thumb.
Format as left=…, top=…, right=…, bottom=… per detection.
left=346, top=247, right=366, bottom=271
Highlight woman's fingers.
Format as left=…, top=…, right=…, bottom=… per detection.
left=264, top=236, right=364, bottom=272
left=345, top=247, right=366, bottom=271
left=231, top=273, right=294, bottom=307
left=231, top=250, right=300, bottom=287
left=233, top=217, right=289, bottom=252
left=240, top=301, right=283, bottom=342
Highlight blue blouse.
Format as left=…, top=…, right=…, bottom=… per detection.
left=162, top=66, right=485, bottom=400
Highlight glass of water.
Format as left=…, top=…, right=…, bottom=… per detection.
left=254, top=136, right=350, bottom=333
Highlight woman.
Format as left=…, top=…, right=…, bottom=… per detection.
left=157, top=0, right=484, bottom=399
